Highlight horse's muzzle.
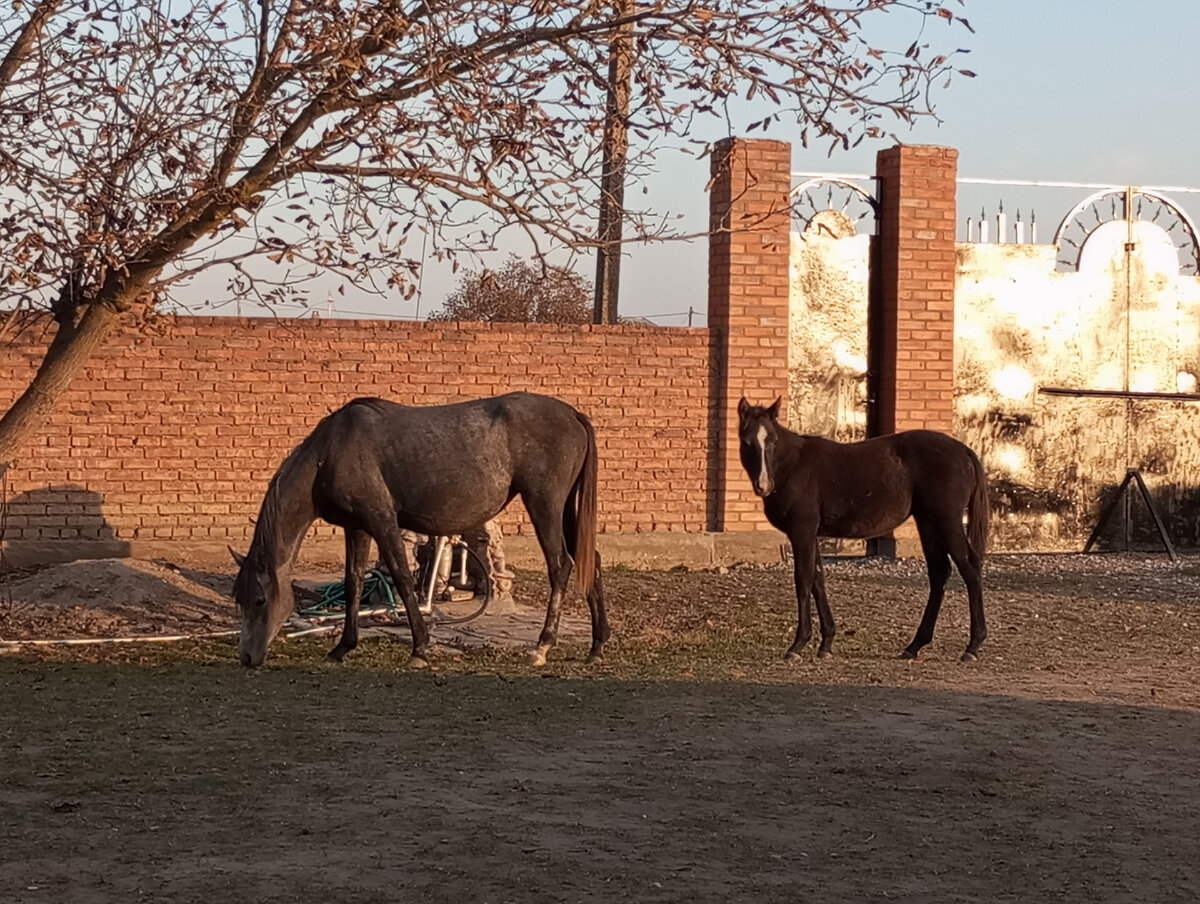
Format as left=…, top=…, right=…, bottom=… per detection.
left=238, top=643, right=267, bottom=668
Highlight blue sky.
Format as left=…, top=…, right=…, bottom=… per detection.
left=612, top=0, right=1200, bottom=325
left=254, top=1, right=1200, bottom=323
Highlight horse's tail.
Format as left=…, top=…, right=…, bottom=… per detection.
left=965, top=448, right=989, bottom=568
left=566, top=410, right=598, bottom=597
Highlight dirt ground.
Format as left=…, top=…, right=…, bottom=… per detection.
left=1, top=551, right=1199, bottom=902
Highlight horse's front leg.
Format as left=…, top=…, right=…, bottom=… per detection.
left=784, top=530, right=819, bottom=661
left=328, top=528, right=372, bottom=662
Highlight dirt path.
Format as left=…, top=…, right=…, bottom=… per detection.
left=1, top=669, right=1197, bottom=904
left=1, top=552, right=1198, bottom=902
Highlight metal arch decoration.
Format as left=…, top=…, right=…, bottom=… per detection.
left=790, top=177, right=879, bottom=237
left=1052, top=187, right=1200, bottom=276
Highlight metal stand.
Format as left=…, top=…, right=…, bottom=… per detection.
left=1082, top=468, right=1178, bottom=562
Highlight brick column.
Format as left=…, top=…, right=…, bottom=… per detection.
left=708, top=137, right=791, bottom=531
left=872, top=144, right=958, bottom=434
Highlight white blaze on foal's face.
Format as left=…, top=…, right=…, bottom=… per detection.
left=756, top=424, right=771, bottom=495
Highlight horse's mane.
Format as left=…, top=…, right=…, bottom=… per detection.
left=251, top=400, right=394, bottom=564
left=247, top=444, right=302, bottom=565
left=248, top=412, right=340, bottom=566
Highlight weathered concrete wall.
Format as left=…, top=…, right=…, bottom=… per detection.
left=954, top=222, right=1200, bottom=551
left=787, top=218, right=870, bottom=556
left=787, top=224, right=869, bottom=443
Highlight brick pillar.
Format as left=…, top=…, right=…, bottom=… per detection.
left=873, top=144, right=958, bottom=434
left=708, top=137, right=792, bottom=531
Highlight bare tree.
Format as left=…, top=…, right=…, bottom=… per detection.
left=0, top=0, right=974, bottom=472
left=431, top=255, right=591, bottom=323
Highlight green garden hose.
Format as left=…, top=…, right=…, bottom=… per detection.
left=299, top=567, right=397, bottom=618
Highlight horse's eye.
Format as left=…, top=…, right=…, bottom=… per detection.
left=254, top=597, right=266, bottom=609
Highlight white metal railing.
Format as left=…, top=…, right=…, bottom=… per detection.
left=958, top=177, right=1200, bottom=195
left=791, top=171, right=1200, bottom=195
left=790, top=171, right=1200, bottom=251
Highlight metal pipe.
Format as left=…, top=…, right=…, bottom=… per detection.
left=1038, top=386, right=1200, bottom=402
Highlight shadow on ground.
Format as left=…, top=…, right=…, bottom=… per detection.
left=0, top=666, right=1195, bottom=904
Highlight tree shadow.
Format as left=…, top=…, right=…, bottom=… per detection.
left=1, top=484, right=130, bottom=569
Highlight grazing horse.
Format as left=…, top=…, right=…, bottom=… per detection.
left=232, top=392, right=610, bottom=669
left=737, top=397, right=989, bottom=662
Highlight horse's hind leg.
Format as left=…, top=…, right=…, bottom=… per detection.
left=525, top=497, right=573, bottom=667
left=903, top=517, right=952, bottom=660
left=945, top=524, right=987, bottom=662
left=328, top=528, right=373, bottom=662
left=369, top=522, right=432, bottom=668
left=585, top=550, right=611, bottom=664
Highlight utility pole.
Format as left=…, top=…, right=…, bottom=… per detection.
left=592, top=1, right=633, bottom=325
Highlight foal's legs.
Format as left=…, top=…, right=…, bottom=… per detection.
left=784, top=529, right=820, bottom=661
left=525, top=495, right=575, bottom=667
left=811, top=553, right=837, bottom=658
left=584, top=551, right=611, bottom=665
left=947, top=524, right=987, bottom=662
left=902, top=517, right=951, bottom=660
left=328, top=528, right=373, bottom=662
left=904, top=514, right=987, bottom=662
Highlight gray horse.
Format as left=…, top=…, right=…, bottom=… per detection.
left=232, top=392, right=609, bottom=669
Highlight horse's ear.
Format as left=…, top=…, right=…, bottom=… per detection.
left=228, top=546, right=246, bottom=567
left=737, top=397, right=750, bottom=419
left=767, top=397, right=782, bottom=420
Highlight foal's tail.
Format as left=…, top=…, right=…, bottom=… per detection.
left=966, top=449, right=990, bottom=568
left=566, top=410, right=599, bottom=597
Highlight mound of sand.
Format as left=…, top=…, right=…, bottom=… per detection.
left=0, top=558, right=238, bottom=641
left=0, top=557, right=582, bottom=651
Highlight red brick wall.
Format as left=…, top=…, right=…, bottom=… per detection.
left=707, top=137, right=792, bottom=531
left=873, top=144, right=958, bottom=433
left=0, top=317, right=713, bottom=554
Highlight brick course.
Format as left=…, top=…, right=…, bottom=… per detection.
left=0, top=317, right=714, bottom=551
left=707, top=137, right=792, bottom=531
left=873, top=145, right=959, bottom=434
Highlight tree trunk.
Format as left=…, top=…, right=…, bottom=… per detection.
left=0, top=302, right=123, bottom=478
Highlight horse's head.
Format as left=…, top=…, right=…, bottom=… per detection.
left=737, top=397, right=783, bottom=497
left=230, top=547, right=294, bottom=668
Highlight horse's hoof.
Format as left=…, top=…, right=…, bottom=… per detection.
left=960, top=651, right=979, bottom=663
left=326, top=648, right=347, bottom=663
left=527, top=649, right=548, bottom=668
left=585, top=652, right=605, bottom=666
left=407, top=655, right=430, bottom=670
left=899, top=649, right=919, bottom=661
left=783, top=651, right=803, bottom=663
left=816, top=649, right=833, bottom=660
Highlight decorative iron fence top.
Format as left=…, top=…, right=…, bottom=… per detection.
left=957, top=177, right=1200, bottom=195
left=791, top=171, right=1200, bottom=195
